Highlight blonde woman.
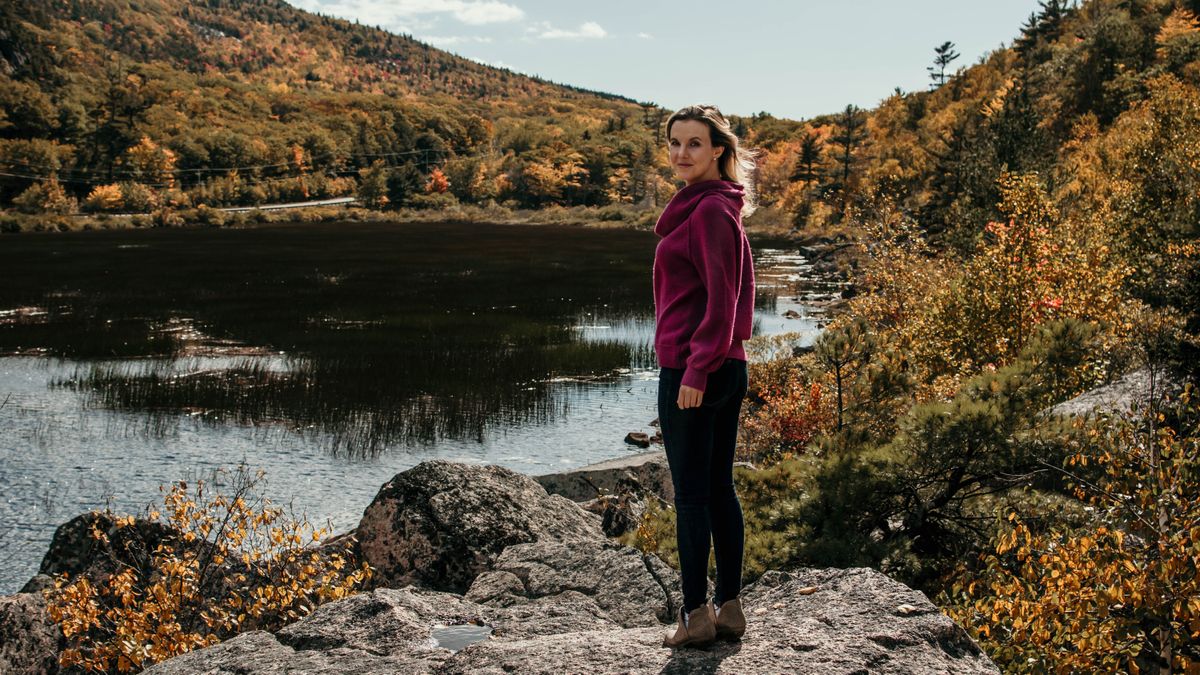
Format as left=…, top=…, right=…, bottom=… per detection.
left=653, top=104, right=756, bottom=649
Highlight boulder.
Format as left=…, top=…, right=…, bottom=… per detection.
left=356, top=460, right=603, bottom=592
left=535, top=451, right=673, bottom=503
left=0, top=593, right=63, bottom=675
left=1042, top=367, right=1184, bottom=420
left=465, top=540, right=682, bottom=627
left=624, top=432, right=651, bottom=448
left=31, top=512, right=185, bottom=583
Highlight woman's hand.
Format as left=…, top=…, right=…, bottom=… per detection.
left=677, top=384, right=704, bottom=409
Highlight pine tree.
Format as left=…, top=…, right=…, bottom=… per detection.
left=826, top=105, right=865, bottom=214
left=790, top=130, right=824, bottom=227
left=927, top=41, right=961, bottom=89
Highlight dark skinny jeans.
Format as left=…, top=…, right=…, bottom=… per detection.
left=658, top=357, right=748, bottom=613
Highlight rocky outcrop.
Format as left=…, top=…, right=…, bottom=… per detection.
left=14, top=459, right=999, bottom=675
left=142, top=567, right=997, bottom=675
left=1043, top=367, right=1184, bottom=419
left=29, top=512, right=186, bottom=583
left=356, top=460, right=603, bottom=592
left=446, top=568, right=997, bottom=674
left=465, top=540, right=683, bottom=627
left=534, top=450, right=673, bottom=503
left=0, top=592, right=62, bottom=675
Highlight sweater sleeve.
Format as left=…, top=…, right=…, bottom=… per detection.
left=682, top=197, right=742, bottom=391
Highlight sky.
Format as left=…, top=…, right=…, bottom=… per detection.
left=285, top=0, right=1049, bottom=120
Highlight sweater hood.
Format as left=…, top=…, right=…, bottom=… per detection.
left=654, top=180, right=745, bottom=238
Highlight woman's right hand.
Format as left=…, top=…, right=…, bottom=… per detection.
left=677, top=384, right=704, bottom=409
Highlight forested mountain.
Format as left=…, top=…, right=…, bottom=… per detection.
left=6, top=0, right=1198, bottom=264
left=0, top=0, right=671, bottom=215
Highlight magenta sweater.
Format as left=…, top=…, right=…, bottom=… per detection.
left=652, top=179, right=755, bottom=391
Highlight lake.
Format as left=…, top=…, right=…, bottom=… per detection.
left=0, top=219, right=835, bottom=593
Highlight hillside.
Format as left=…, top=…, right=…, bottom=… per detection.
left=0, top=0, right=671, bottom=216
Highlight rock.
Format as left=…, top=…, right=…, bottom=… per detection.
left=1042, top=367, right=1184, bottom=420
left=31, top=512, right=185, bottom=584
left=579, top=494, right=641, bottom=537
left=141, top=627, right=432, bottom=675
left=465, top=540, right=682, bottom=627
left=0, top=593, right=63, bottom=675
left=623, top=432, right=651, bottom=448
left=356, top=460, right=603, bottom=592
left=444, top=567, right=997, bottom=674
left=142, top=566, right=997, bottom=674
left=782, top=309, right=802, bottom=319
left=535, top=451, right=673, bottom=503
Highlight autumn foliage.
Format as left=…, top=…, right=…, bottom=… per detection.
left=947, top=387, right=1200, bottom=673
left=44, top=466, right=371, bottom=673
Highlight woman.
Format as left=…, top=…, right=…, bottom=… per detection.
left=653, top=104, right=756, bottom=649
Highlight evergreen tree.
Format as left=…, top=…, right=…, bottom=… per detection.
left=927, top=41, right=961, bottom=89
left=384, top=161, right=423, bottom=208
left=826, top=104, right=866, bottom=214
left=790, top=130, right=824, bottom=227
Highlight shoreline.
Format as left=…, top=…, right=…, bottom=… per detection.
left=0, top=203, right=842, bottom=249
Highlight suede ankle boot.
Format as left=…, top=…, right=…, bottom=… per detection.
left=712, top=597, right=746, bottom=641
left=662, top=604, right=716, bottom=649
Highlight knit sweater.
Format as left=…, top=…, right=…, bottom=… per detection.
left=652, top=179, right=755, bottom=392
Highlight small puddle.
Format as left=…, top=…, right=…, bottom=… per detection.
left=431, top=624, right=493, bottom=652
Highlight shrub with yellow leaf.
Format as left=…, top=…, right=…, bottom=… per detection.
left=84, top=184, right=126, bottom=213
left=43, top=465, right=371, bottom=673
left=946, top=385, right=1200, bottom=673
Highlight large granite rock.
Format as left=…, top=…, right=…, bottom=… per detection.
left=30, top=512, right=186, bottom=583
left=465, top=539, right=683, bottom=627
left=1042, top=367, right=1184, bottom=420
left=356, top=460, right=604, bottom=592
left=0, top=592, right=62, bottom=675
left=535, top=450, right=673, bottom=503
left=445, top=567, right=996, bottom=674
left=142, top=567, right=997, bottom=674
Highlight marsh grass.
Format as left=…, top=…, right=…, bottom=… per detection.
left=6, top=221, right=658, bottom=456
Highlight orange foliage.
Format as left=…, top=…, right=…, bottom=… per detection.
left=44, top=467, right=371, bottom=673
left=948, top=388, right=1200, bottom=673
left=425, top=167, right=450, bottom=194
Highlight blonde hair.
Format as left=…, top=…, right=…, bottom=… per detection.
left=665, top=104, right=758, bottom=216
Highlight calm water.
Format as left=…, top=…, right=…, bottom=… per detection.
left=0, top=220, right=835, bottom=593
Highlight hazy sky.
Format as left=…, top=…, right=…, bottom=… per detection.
left=286, top=0, right=1048, bottom=120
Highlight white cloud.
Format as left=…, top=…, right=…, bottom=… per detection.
left=465, top=54, right=516, bottom=71
left=534, top=20, right=607, bottom=40
left=453, top=1, right=523, bottom=24
left=288, top=0, right=524, bottom=28
left=420, top=34, right=494, bottom=46
left=637, top=31, right=653, bottom=39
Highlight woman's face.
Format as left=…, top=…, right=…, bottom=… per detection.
left=668, top=119, right=724, bottom=186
